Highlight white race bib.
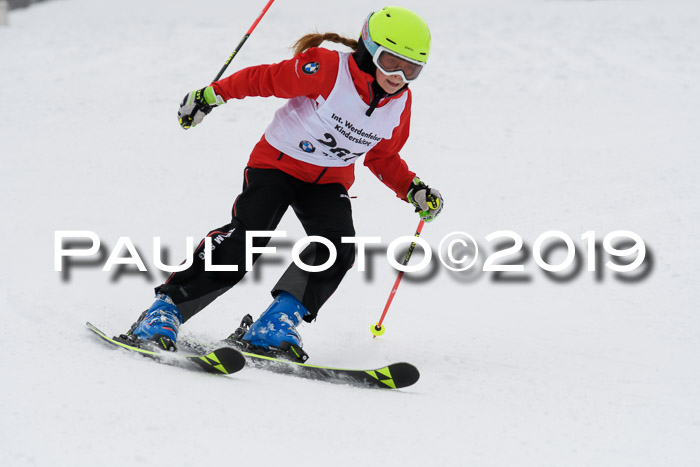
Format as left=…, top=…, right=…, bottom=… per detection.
left=264, top=52, right=407, bottom=167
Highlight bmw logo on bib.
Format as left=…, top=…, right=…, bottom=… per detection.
left=299, top=140, right=316, bottom=153
left=302, top=62, right=320, bottom=75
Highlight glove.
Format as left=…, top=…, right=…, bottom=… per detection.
left=177, top=86, right=225, bottom=129
left=407, top=177, right=444, bottom=222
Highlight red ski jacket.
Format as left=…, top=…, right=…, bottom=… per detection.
left=211, top=47, right=416, bottom=201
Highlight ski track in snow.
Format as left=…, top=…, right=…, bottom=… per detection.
left=1, top=0, right=699, bottom=466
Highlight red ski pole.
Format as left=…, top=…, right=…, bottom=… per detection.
left=180, top=0, right=276, bottom=129
left=212, top=0, right=276, bottom=82
left=371, top=219, right=425, bottom=338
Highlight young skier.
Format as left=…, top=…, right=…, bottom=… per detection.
left=122, top=6, right=444, bottom=361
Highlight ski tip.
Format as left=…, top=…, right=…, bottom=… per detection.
left=218, top=347, right=247, bottom=374
left=195, top=347, right=247, bottom=375
left=389, top=362, right=420, bottom=389
left=85, top=321, right=104, bottom=336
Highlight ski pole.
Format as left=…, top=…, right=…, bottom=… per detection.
left=181, top=0, right=275, bottom=128
left=211, top=0, right=276, bottom=82
left=371, top=219, right=426, bottom=338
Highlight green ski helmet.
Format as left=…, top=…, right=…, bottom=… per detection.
left=361, top=6, right=431, bottom=82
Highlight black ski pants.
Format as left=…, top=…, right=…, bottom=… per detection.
left=156, top=167, right=356, bottom=323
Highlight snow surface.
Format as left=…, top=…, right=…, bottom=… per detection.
left=1, top=0, right=699, bottom=466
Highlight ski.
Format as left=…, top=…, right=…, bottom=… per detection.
left=239, top=351, right=420, bottom=389
left=86, top=322, right=420, bottom=388
left=181, top=340, right=419, bottom=389
left=85, top=322, right=246, bottom=375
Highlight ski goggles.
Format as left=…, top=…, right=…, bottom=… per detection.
left=372, top=46, right=425, bottom=83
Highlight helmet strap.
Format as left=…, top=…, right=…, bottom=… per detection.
left=353, top=38, right=377, bottom=77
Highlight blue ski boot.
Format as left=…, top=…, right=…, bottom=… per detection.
left=128, top=294, right=183, bottom=351
left=239, top=292, right=309, bottom=362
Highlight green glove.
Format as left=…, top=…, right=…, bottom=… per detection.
left=407, top=177, right=444, bottom=222
left=177, top=86, right=225, bottom=129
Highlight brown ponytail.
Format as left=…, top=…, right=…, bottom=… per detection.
left=292, top=32, right=358, bottom=56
